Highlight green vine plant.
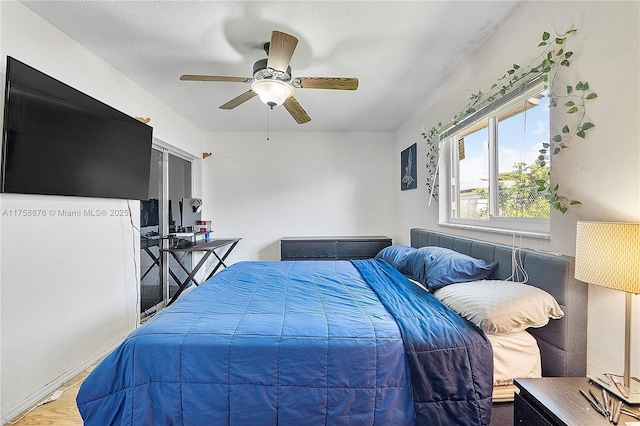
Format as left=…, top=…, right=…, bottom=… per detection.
left=423, top=27, right=597, bottom=213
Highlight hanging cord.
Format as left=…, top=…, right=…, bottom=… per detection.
left=506, top=232, right=529, bottom=283
left=266, top=106, right=272, bottom=141
left=127, top=200, right=142, bottom=327
left=521, top=98, right=528, bottom=166
left=519, top=99, right=528, bottom=217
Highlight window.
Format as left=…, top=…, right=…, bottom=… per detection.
left=440, top=81, right=550, bottom=236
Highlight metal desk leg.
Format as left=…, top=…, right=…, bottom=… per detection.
left=167, top=252, right=195, bottom=305
left=205, top=240, right=240, bottom=281
left=141, top=248, right=161, bottom=281
left=180, top=251, right=214, bottom=288
left=171, top=251, right=200, bottom=285
left=167, top=251, right=215, bottom=306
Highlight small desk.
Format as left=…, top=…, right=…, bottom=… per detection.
left=161, top=238, right=241, bottom=305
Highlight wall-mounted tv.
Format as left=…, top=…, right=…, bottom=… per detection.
left=1, top=56, right=153, bottom=200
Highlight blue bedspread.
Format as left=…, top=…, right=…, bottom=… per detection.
left=77, top=260, right=492, bottom=425
left=352, top=259, right=493, bottom=425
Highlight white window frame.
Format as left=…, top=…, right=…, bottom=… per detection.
left=438, top=77, right=551, bottom=238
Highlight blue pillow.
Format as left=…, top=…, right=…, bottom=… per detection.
left=403, top=247, right=497, bottom=292
left=375, top=245, right=416, bottom=269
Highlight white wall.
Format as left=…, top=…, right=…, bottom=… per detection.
left=394, top=1, right=640, bottom=381
left=201, top=132, right=395, bottom=262
left=0, top=1, right=205, bottom=420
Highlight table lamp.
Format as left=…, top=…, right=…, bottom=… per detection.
left=575, top=221, right=640, bottom=404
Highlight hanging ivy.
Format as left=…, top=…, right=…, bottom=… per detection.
left=424, top=123, right=444, bottom=201
left=423, top=27, right=597, bottom=213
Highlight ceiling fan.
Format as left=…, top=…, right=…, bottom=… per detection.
left=180, top=31, right=359, bottom=124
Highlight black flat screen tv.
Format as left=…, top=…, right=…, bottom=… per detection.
left=1, top=56, right=153, bottom=200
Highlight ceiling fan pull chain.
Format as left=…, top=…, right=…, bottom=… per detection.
left=266, top=105, right=271, bottom=141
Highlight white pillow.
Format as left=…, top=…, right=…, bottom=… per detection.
left=433, top=280, right=564, bottom=334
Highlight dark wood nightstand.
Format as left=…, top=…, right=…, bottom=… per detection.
left=514, top=377, right=638, bottom=425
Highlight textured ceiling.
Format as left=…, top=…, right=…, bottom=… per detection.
left=20, top=1, right=522, bottom=133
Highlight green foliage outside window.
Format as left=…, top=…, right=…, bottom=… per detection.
left=471, top=161, right=550, bottom=218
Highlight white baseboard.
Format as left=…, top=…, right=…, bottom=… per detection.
left=1, top=339, right=124, bottom=425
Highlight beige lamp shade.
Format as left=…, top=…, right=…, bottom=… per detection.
left=575, top=222, right=640, bottom=294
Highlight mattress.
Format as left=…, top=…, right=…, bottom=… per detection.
left=486, top=330, right=542, bottom=386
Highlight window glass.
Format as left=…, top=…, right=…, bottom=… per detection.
left=496, top=91, right=550, bottom=218
left=457, top=119, right=489, bottom=220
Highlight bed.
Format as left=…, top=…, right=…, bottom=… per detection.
left=76, top=228, right=587, bottom=425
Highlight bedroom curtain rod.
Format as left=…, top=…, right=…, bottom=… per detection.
left=439, top=73, right=546, bottom=141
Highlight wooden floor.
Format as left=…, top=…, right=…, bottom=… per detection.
left=7, top=365, right=93, bottom=425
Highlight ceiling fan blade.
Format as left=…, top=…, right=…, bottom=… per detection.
left=219, top=91, right=257, bottom=109
left=267, top=31, right=298, bottom=73
left=294, top=77, right=359, bottom=91
left=283, top=96, right=311, bottom=124
left=181, top=74, right=251, bottom=83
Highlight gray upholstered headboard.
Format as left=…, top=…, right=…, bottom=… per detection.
left=410, top=228, right=588, bottom=377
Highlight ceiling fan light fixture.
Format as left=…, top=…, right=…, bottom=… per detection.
left=251, top=79, right=294, bottom=108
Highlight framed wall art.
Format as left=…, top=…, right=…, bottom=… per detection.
left=401, top=143, right=417, bottom=190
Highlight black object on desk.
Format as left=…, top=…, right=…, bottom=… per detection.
left=162, top=238, right=241, bottom=305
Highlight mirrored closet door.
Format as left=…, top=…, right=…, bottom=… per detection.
left=139, top=148, right=193, bottom=319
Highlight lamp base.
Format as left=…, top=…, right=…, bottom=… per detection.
left=589, top=375, right=640, bottom=405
